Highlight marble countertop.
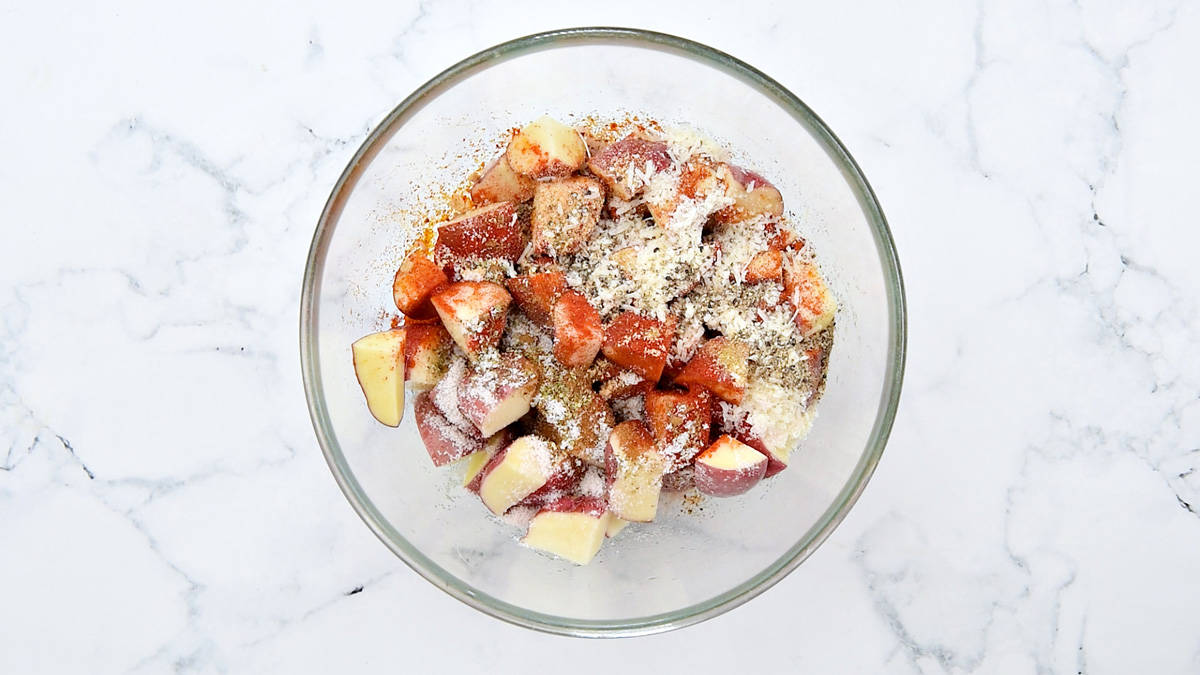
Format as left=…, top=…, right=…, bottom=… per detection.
left=3, top=1, right=1198, bottom=672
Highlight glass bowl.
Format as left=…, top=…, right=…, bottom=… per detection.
left=300, top=27, right=905, bottom=637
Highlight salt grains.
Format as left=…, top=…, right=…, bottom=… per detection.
left=579, top=466, right=606, bottom=498
left=501, top=505, right=539, bottom=529
left=432, top=354, right=473, bottom=430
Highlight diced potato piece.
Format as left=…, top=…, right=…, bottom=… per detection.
left=505, top=271, right=568, bottom=327
left=506, top=116, right=588, bottom=179
left=430, top=281, right=512, bottom=360
left=552, top=291, right=603, bottom=368
left=433, top=202, right=524, bottom=275
left=673, top=337, right=750, bottom=404
left=712, top=164, right=784, bottom=224
left=782, top=255, right=837, bottom=337
left=587, top=135, right=671, bottom=200
left=470, top=154, right=536, bottom=205
left=531, top=176, right=604, bottom=257
left=392, top=253, right=448, bottom=320
left=601, top=312, right=674, bottom=382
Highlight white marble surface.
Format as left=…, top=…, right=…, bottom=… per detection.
left=2, top=0, right=1198, bottom=672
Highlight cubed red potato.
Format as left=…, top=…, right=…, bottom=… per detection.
left=604, top=513, right=630, bottom=538
left=766, top=221, right=805, bottom=252
left=605, top=420, right=668, bottom=522
left=762, top=447, right=789, bottom=477
left=744, top=249, right=783, bottom=283
left=403, top=323, right=454, bottom=391
left=534, top=385, right=615, bottom=468
left=647, top=157, right=727, bottom=229
left=782, top=255, right=838, bottom=337
left=351, top=329, right=407, bottom=427
left=433, top=202, right=524, bottom=275
left=478, top=435, right=560, bottom=514
left=644, top=388, right=712, bottom=471
left=514, top=458, right=584, bottom=509
left=601, top=312, right=674, bottom=382
left=463, top=429, right=515, bottom=493
left=414, top=391, right=484, bottom=466
left=531, top=176, right=605, bottom=257
left=521, top=496, right=609, bottom=565
left=712, top=164, right=784, bottom=224
left=673, top=336, right=750, bottom=404
left=458, top=352, right=540, bottom=436
left=712, top=401, right=787, bottom=477
left=693, top=435, right=768, bottom=497
left=505, top=270, right=568, bottom=327
left=587, top=135, right=672, bottom=200
left=392, top=253, right=448, bottom=320
left=430, top=281, right=512, bottom=360
left=552, top=290, right=603, bottom=368
left=506, top=116, right=588, bottom=179
left=803, top=344, right=830, bottom=403
left=469, top=154, right=536, bottom=205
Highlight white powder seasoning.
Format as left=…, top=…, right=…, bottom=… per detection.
left=740, top=379, right=815, bottom=457
left=432, top=355, right=473, bottom=430
left=611, top=395, right=646, bottom=422
left=501, top=505, right=539, bottom=529
left=578, top=466, right=606, bottom=498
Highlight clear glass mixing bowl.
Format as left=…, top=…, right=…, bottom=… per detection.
left=300, top=27, right=906, bottom=637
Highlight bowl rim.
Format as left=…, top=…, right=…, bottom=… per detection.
left=300, top=26, right=907, bottom=638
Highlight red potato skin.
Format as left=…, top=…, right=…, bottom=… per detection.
left=433, top=202, right=525, bottom=275
left=693, top=435, right=768, bottom=497
left=724, top=164, right=774, bottom=191
left=552, top=291, right=603, bottom=368
left=537, top=495, right=607, bottom=518
left=587, top=135, right=672, bottom=200
left=414, top=392, right=483, bottom=466
left=761, top=449, right=788, bottom=478
left=505, top=271, right=569, bottom=327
